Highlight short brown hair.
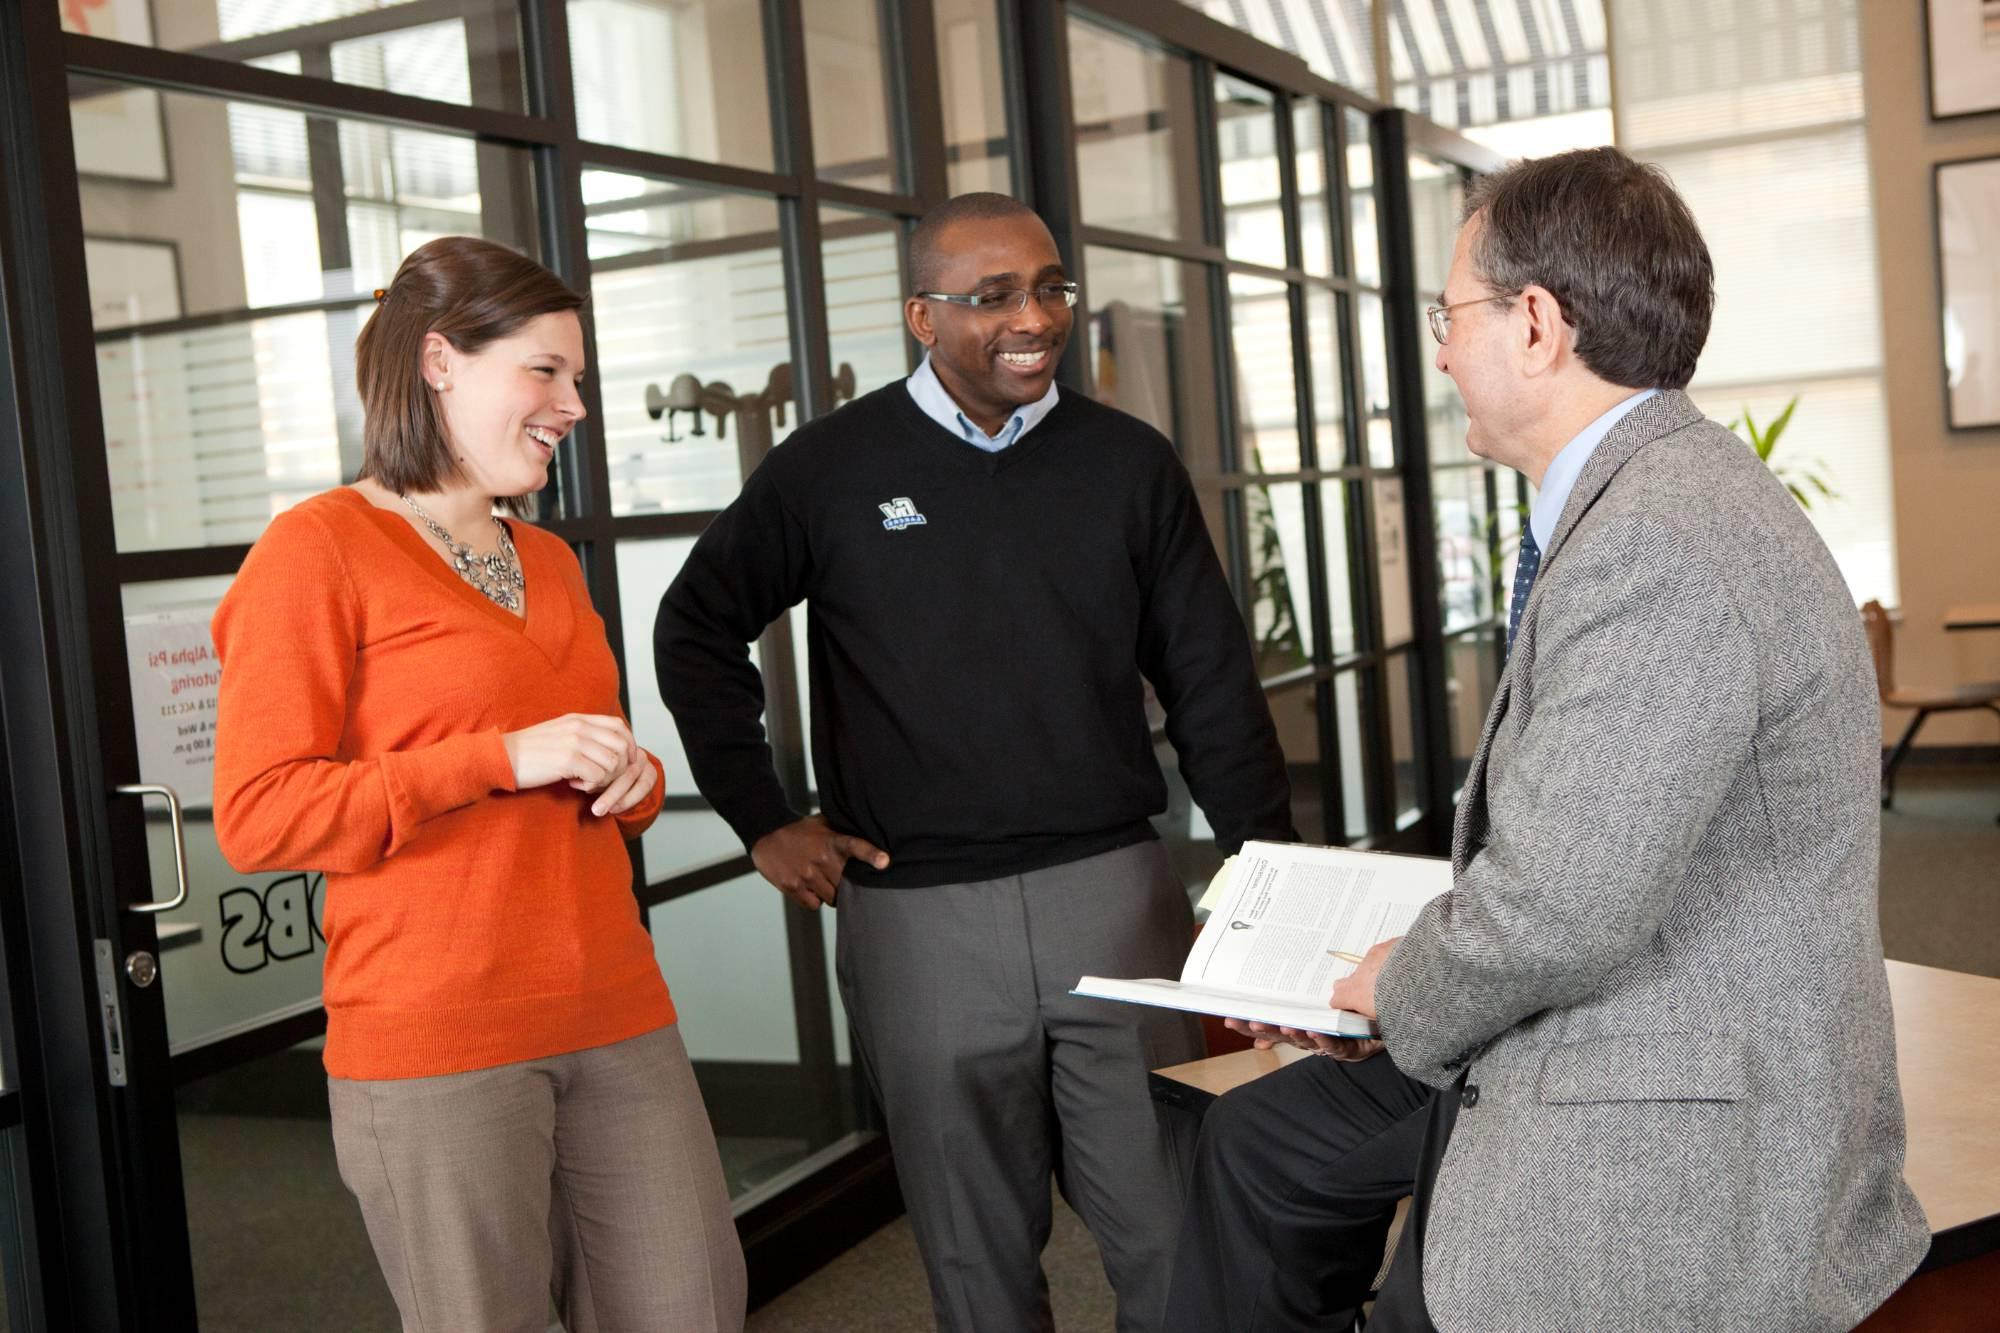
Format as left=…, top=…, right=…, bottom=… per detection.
left=354, top=237, right=585, bottom=514
left=1462, top=147, right=1713, bottom=390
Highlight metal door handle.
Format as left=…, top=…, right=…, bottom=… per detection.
left=112, top=783, right=189, bottom=914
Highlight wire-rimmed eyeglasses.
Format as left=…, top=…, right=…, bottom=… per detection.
left=1425, top=293, right=1516, bottom=344
left=918, top=282, right=1080, bottom=317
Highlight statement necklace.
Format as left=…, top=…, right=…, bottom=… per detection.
left=401, top=495, right=526, bottom=612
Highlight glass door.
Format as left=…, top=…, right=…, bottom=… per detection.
left=14, top=6, right=555, bottom=1326
left=6, top=0, right=986, bottom=1319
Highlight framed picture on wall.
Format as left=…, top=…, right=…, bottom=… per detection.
left=1925, top=0, right=2000, bottom=119
left=83, top=236, right=183, bottom=331
left=62, top=0, right=172, bottom=184
left=1936, top=156, right=2000, bottom=431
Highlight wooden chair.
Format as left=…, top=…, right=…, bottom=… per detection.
left=1859, top=600, right=2000, bottom=808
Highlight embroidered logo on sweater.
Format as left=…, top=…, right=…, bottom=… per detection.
left=878, top=497, right=927, bottom=530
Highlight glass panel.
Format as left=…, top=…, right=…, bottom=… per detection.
left=583, top=173, right=793, bottom=516
left=1174, top=0, right=1375, bottom=93
left=790, top=602, right=816, bottom=797
left=1215, top=74, right=1286, bottom=270
left=805, top=0, right=899, bottom=192
left=1230, top=274, right=1301, bottom=473
left=59, top=0, right=526, bottom=112
left=1371, top=474, right=1414, bottom=651
left=1345, top=107, right=1381, bottom=286
left=1413, top=150, right=1471, bottom=474
left=1317, top=480, right=1359, bottom=658
left=1447, top=631, right=1502, bottom=798
left=1434, top=465, right=1492, bottom=632
left=1386, top=652, right=1423, bottom=829
left=1332, top=670, right=1370, bottom=841
left=1358, top=291, right=1395, bottom=468
left=1409, top=153, right=1465, bottom=305
left=935, top=0, right=1016, bottom=195
left=1266, top=685, right=1328, bottom=845
left=651, top=878, right=862, bottom=1201
left=821, top=208, right=909, bottom=403
left=0, top=1121, right=21, bottom=1331
left=1305, top=288, right=1348, bottom=468
left=75, top=80, right=537, bottom=552
left=820, top=897, right=854, bottom=1067
left=1243, top=481, right=1313, bottom=678
left=617, top=538, right=763, bottom=884
left=1294, top=101, right=1334, bottom=278
left=1152, top=738, right=1224, bottom=899
left=179, top=1039, right=395, bottom=1328
left=121, top=577, right=335, bottom=1052
left=1420, top=303, right=1471, bottom=467
left=1069, top=20, right=1204, bottom=243
left=1083, top=247, right=1224, bottom=478
left=568, top=0, right=774, bottom=171
left=1495, top=472, right=1525, bottom=593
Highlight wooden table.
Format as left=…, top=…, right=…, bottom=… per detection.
left=1885, top=960, right=2000, bottom=1252
left=1943, top=603, right=2000, bottom=631
left=1152, top=960, right=2000, bottom=1290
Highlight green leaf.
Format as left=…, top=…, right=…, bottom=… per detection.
left=1762, top=396, right=1799, bottom=454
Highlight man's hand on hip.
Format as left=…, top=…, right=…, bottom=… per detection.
left=751, top=814, right=890, bottom=910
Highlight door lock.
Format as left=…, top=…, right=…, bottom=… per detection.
left=126, top=951, right=158, bottom=988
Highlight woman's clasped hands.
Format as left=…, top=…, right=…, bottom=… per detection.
left=502, top=713, right=656, bottom=816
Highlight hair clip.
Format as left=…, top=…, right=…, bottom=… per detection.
left=372, top=287, right=388, bottom=302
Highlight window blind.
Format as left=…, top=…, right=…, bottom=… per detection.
left=1609, top=0, right=1896, bottom=605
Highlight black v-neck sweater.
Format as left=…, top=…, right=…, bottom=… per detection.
left=655, top=381, right=1294, bottom=888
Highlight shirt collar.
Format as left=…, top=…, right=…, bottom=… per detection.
left=1529, top=388, right=1659, bottom=550
left=906, top=353, right=1060, bottom=453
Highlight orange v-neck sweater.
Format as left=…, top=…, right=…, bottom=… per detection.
left=211, top=487, right=673, bottom=1080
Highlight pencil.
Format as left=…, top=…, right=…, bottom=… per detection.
left=1328, top=949, right=1365, bottom=964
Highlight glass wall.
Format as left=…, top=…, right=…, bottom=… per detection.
left=568, top=0, right=774, bottom=168
left=1069, top=15, right=1435, bottom=862
left=47, top=0, right=1026, bottom=1319
left=13, top=0, right=1488, bottom=1319
left=1408, top=147, right=1517, bottom=799
left=0, top=1123, right=24, bottom=1333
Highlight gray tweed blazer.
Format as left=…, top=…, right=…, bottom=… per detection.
left=1374, top=391, right=1929, bottom=1331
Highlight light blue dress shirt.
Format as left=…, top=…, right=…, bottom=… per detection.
left=905, top=353, right=1060, bottom=452
left=1528, top=388, right=1659, bottom=550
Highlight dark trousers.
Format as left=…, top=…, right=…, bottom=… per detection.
left=1165, top=1052, right=1461, bottom=1332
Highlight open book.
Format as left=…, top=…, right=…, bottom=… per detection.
left=1073, top=840, right=1450, bottom=1037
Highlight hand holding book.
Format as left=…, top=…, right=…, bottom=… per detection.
left=1072, top=841, right=1448, bottom=1037
left=1225, top=934, right=1399, bottom=1058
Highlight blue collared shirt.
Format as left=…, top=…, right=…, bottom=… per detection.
left=905, top=353, right=1060, bottom=452
left=1529, top=388, right=1659, bottom=550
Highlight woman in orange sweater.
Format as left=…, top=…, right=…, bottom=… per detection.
left=211, top=237, right=745, bottom=1333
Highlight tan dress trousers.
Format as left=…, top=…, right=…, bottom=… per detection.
left=329, top=1024, right=745, bottom=1333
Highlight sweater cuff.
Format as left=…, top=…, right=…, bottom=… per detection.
left=723, top=786, right=803, bottom=856
left=378, top=728, right=517, bottom=830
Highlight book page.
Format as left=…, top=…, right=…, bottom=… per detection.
left=1179, top=841, right=1450, bottom=1004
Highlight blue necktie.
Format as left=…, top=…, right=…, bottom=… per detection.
left=1507, top=526, right=1542, bottom=653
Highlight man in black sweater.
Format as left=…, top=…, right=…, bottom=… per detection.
left=655, top=193, right=1293, bottom=1333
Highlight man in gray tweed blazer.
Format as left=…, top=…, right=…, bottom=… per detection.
left=1165, top=146, right=1929, bottom=1332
